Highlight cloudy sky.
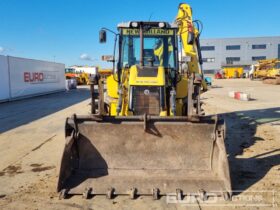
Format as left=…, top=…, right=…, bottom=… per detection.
left=0, top=0, right=280, bottom=67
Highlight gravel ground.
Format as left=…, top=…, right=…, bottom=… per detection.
left=0, top=79, right=279, bottom=210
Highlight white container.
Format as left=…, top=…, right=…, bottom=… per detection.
left=70, top=66, right=98, bottom=75
left=8, top=56, right=65, bottom=99
left=65, top=79, right=77, bottom=90
left=0, top=55, right=10, bottom=102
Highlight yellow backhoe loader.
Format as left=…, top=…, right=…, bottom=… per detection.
left=250, top=59, right=280, bottom=84
left=57, top=3, right=231, bottom=201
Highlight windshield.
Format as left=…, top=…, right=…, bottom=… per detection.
left=121, top=29, right=176, bottom=68
left=65, top=68, right=75, bottom=73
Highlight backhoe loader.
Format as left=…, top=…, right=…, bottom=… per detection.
left=250, top=59, right=280, bottom=84
left=57, top=3, right=231, bottom=200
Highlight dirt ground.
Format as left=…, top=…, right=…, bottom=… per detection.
left=0, top=79, right=279, bottom=210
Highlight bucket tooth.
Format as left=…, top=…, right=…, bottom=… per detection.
left=106, top=187, right=115, bottom=199
left=176, top=189, right=183, bottom=200
left=198, top=189, right=207, bottom=201
left=82, top=187, right=92, bottom=199
left=152, top=188, right=160, bottom=200
left=128, top=188, right=137, bottom=199
left=59, top=189, right=68, bottom=200
left=223, top=191, right=231, bottom=201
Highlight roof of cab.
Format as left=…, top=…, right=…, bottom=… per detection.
left=117, top=21, right=178, bottom=29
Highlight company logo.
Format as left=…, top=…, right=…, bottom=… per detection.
left=24, top=72, right=44, bottom=83
left=166, top=191, right=276, bottom=207
left=24, top=71, right=59, bottom=84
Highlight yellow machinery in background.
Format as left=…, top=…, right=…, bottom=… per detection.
left=57, top=3, right=231, bottom=201
left=67, top=66, right=100, bottom=85
left=250, top=59, right=280, bottom=84
left=65, top=68, right=78, bottom=80
left=77, top=72, right=90, bottom=85
left=222, top=65, right=244, bottom=79
left=98, top=68, right=113, bottom=76
left=65, top=68, right=90, bottom=85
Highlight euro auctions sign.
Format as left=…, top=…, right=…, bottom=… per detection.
left=23, top=71, right=60, bottom=84
left=7, top=56, right=65, bottom=99
left=24, top=72, right=44, bottom=83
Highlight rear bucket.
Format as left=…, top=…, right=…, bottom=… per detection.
left=57, top=115, right=231, bottom=199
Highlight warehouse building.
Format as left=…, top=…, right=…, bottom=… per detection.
left=200, top=36, right=280, bottom=74
left=69, top=65, right=98, bottom=75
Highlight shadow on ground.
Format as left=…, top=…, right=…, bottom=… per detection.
left=222, top=107, right=280, bottom=194
left=0, top=87, right=90, bottom=133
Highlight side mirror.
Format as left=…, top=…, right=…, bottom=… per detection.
left=99, top=30, right=107, bottom=43
left=187, top=32, right=195, bottom=45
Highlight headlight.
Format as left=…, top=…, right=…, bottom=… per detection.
left=131, top=22, right=138, bottom=28
left=158, top=22, right=166, bottom=28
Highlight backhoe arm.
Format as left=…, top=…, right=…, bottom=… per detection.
left=176, top=3, right=207, bottom=90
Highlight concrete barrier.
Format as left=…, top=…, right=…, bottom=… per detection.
left=229, top=91, right=251, bottom=101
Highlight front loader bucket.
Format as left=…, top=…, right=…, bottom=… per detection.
left=57, top=115, right=231, bottom=199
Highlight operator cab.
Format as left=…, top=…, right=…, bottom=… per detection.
left=99, top=21, right=180, bottom=116
left=117, top=21, right=179, bottom=70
